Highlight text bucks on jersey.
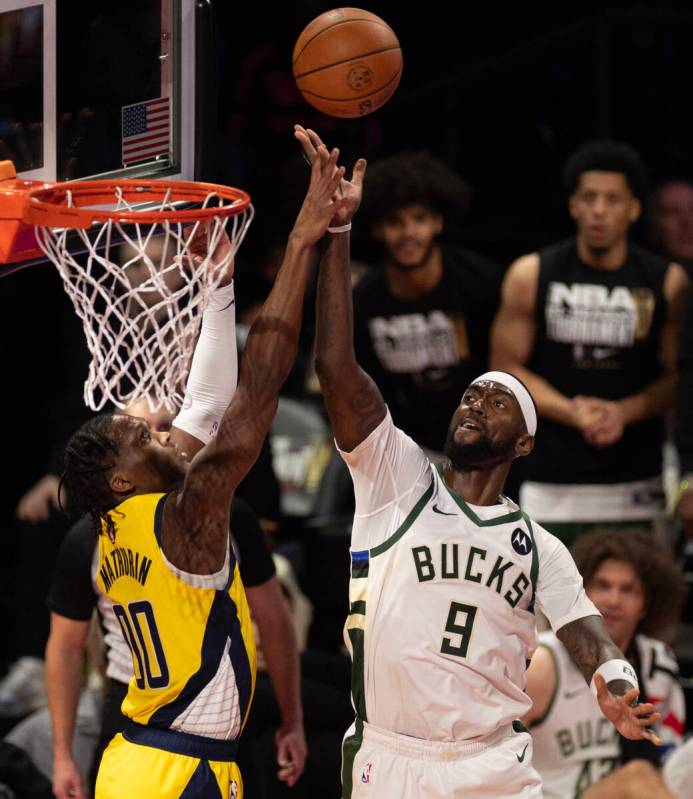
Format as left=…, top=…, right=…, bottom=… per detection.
left=346, top=465, right=540, bottom=740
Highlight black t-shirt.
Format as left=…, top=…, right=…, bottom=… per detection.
left=527, top=238, right=667, bottom=483
left=353, top=244, right=502, bottom=451
left=48, top=497, right=275, bottom=621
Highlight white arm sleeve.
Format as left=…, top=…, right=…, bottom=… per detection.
left=172, top=280, right=237, bottom=445
left=533, top=524, right=601, bottom=631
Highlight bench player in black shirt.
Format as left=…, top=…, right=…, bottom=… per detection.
left=492, top=140, right=690, bottom=546
left=353, top=151, right=503, bottom=453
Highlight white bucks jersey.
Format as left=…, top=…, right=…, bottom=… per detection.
left=532, top=632, right=685, bottom=799
left=531, top=632, right=619, bottom=799
left=340, top=411, right=598, bottom=742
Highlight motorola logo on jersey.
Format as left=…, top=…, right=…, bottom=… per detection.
left=511, top=528, right=532, bottom=556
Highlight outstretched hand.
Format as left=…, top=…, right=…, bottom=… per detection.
left=185, top=222, right=235, bottom=285
left=295, top=125, right=366, bottom=225
left=292, top=129, right=347, bottom=245
left=594, top=674, right=662, bottom=744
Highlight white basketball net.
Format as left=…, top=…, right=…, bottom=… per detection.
left=34, top=186, right=253, bottom=412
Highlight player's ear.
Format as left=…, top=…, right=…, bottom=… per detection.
left=568, top=193, right=580, bottom=222
left=431, top=211, right=443, bottom=236
left=628, top=197, right=642, bottom=223
left=514, top=433, right=534, bottom=459
left=108, top=470, right=135, bottom=497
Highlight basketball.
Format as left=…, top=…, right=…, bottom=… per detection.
left=293, top=8, right=402, bottom=118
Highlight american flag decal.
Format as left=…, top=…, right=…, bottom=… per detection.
left=121, top=97, right=170, bottom=166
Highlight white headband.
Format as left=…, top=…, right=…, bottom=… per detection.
left=470, top=371, right=537, bottom=436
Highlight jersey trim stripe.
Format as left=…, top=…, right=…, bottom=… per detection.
left=435, top=463, right=524, bottom=526
left=341, top=716, right=364, bottom=799
left=148, top=590, right=252, bottom=730
left=370, top=478, right=435, bottom=557
left=523, top=512, right=539, bottom=612
left=153, top=493, right=167, bottom=546
left=351, top=557, right=369, bottom=579
left=348, top=625, right=367, bottom=721
left=179, top=759, right=225, bottom=796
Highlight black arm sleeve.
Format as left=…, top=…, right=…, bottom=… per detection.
left=230, top=497, right=276, bottom=588
left=46, top=515, right=99, bottom=621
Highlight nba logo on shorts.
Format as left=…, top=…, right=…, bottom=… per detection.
left=230, top=780, right=238, bottom=797
left=361, top=762, right=372, bottom=784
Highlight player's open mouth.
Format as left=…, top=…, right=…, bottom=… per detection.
left=460, top=419, right=483, bottom=431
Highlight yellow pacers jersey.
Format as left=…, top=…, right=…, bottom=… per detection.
left=95, top=493, right=256, bottom=739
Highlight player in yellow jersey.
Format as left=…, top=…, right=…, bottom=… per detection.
left=58, top=138, right=348, bottom=799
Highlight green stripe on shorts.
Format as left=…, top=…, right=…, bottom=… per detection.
left=341, top=716, right=364, bottom=798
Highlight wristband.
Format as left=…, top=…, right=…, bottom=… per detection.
left=590, top=659, right=639, bottom=699
left=327, top=223, right=352, bottom=234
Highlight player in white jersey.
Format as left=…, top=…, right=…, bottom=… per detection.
left=524, top=528, right=685, bottom=798
left=296, top=125, right=664, bottom=799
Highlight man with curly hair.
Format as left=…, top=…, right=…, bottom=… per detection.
left=523, top=528, right=686, bottom=798
left=354, top=151, right=503, bottom=453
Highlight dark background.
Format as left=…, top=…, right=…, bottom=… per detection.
left=205, top=2, right=693, bottom=268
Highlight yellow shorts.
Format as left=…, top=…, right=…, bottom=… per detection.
left=96, top=724, right=243, bottom=799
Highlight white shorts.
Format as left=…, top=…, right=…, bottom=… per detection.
left=341, top=719, right=542, bottom=799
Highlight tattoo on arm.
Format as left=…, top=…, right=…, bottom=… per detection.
left=557, top=615, right=627, bottom=693
left=349, top=386, right=386, bottom=441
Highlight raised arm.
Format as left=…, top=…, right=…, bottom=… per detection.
left=166, top=141, right=346, bottom=572
left=169, top=223, right=238, bottom=460
left=557, top=615, right=662, bottom=744
left=296, top=126, right=387, bottom=452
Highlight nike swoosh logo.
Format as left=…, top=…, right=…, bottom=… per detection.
left=516, top=744, right=529, bottom=763
left=563, top=688, right=584, bottom=700
left=432, top=504, right=457, bottom=516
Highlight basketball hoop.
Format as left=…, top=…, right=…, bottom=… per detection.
left=3, top=173, right=253, bottom=412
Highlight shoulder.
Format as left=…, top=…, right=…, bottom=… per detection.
left=61, top=514, right=97, bottom=550
left=663, top=261, right=691, bottom=302
left=628, top=241, right=669, bottom=271
left=502, top=253, right=540, bottom=298
left=56, top=515, right=98, bottom=573
left=526, top=518, right=579, bottom=569
left=539, top=237, right=576, bottom=264
left=628, top=243, right=677, bottom=292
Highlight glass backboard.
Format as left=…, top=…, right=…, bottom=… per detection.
left=0, top=0, right=203, bottom=183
